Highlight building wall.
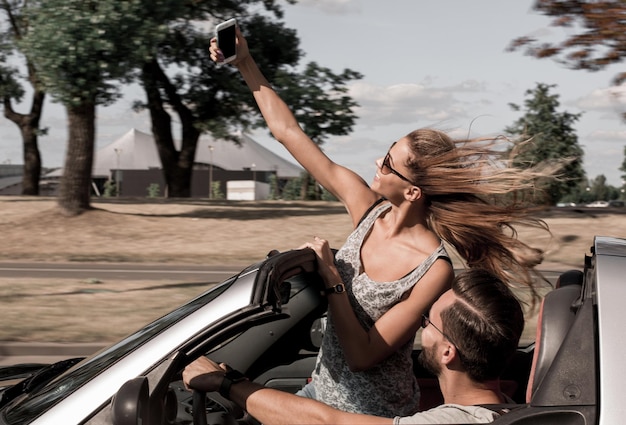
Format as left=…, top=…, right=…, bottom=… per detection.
left=118, top=168, right=279, bottom=198
left=3, top=166, right=292, bottom=198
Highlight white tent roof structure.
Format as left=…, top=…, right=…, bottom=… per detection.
left=92, top=128, right=160, bottom=177
left=90, top=128, right=302, bottom=179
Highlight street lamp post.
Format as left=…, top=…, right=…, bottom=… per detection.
left=251, top=163, right=256, bottom=182
left=113, top=148, right=122, bottom=197
left=208, top=145, right=214, bottom=199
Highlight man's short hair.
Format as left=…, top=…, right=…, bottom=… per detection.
left=441, top=269, right=525, bottom=382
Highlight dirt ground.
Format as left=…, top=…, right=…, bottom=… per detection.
left=1, top=196, right=624, bottom=343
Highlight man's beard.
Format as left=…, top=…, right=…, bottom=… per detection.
left=418, top=344, right=441, bottom=376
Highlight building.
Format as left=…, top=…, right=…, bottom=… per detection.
left=40, top=128, right=303, bottom=199
left=0, top=164, right=24, bottom=195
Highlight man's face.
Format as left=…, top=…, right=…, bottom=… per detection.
left=418, top=341, right=441, bottom=376
left=418, top=289, right=455, bottom=377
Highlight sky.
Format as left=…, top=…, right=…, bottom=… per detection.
left=1, top=0, right=625, bottom=187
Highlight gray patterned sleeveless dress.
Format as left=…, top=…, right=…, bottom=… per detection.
left=309, top=202, right=449, bottom=417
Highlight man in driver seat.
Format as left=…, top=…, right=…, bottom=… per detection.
left=183, top=269, right=524, bottom=424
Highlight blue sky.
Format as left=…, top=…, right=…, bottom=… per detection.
left=1, top=0, right=625, bottom=187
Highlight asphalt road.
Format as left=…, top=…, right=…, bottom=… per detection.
left=0, top=262, right=244, bottom=282
left=0, top=261, right=566, bottom=283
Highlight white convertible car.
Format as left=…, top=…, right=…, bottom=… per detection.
left=0, top=236, right=623, bottom=424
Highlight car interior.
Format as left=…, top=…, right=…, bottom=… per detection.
left=105, top=247, right=598, bottom=425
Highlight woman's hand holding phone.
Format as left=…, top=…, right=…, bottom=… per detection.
left=215, top=18, right=237, bottom=64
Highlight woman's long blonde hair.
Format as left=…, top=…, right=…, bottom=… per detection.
left=405, top=128, right=561, bottom=294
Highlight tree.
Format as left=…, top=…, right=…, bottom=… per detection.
left=0, top=0, right=46, bottom=195
left=590, top=174, right=610, bottom=201
left=508, top=1, right=626, bottom=119
left=273, top=61, right=361, bottom=199
left=505, top=83, right=586, bottom=204
left=20, top=0, right=177, bottom=215
left=135, top=6, right=362, bottom=198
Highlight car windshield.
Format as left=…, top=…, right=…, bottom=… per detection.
left=2, top=277, right=235, bottom=425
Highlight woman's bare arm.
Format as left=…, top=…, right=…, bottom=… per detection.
left=210, top=30, right=378, bottom=224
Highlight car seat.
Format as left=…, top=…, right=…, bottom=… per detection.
left=525, top=270, right=583, bottom=403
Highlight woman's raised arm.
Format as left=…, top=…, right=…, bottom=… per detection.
left=210, top=29, right=378, bottom=224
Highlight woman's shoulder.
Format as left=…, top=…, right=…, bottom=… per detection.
left=356, top=197, right=388, bottom=227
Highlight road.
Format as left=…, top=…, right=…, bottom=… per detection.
left=0, top=262, right=244, bottom=282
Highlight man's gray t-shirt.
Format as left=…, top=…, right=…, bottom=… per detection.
left=394, top=404, right=501, bottom=424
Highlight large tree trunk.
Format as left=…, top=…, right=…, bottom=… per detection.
left=58, top=102, right=95, bottom=216
left=141, top=59, right=199, bottom=198
left=3, top=89, right=45, bottom=195
left=21, top=125, right=42, bottom=195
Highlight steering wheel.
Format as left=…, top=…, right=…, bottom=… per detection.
left=192, top=390, right=245, bottom=425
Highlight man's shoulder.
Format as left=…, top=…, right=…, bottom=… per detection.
left=394, top=403, right=502, bottom=424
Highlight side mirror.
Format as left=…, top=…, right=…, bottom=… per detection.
left=112, top=376, right=149, bottom=425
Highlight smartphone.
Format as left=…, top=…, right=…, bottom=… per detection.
left=216, top=18, right=237, bottom=63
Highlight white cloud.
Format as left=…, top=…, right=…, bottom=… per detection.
left=294, top=0, right=361, bottom=15
left=587, top=129, right=626, bottom=142
left=347, top=80, right=478, bottom=127
left=574, top=85, right=626, bottom=115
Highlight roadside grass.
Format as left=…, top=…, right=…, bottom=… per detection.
left=0, top=278, right=212, bottom=342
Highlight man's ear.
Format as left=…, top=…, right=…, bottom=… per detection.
left=405, top=185, right=422, bottom=202
left=440, top=342, right=458, bottom=366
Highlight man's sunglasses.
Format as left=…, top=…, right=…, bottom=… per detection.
left=421, top=314, right=461, bottom=353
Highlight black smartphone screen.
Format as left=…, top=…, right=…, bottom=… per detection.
left=218, top=24, right=236, bottom=59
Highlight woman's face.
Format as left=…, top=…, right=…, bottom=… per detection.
left=372, top=137, right=416, bottom=194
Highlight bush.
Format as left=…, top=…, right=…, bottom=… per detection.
left=211, top=181, right=224, bottom=199
left=103, top=179, right=117, bottom=197
left=146, top=183, right=160, bottom=198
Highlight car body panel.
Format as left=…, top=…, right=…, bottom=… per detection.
left=594, top=236, right=626, bottom=425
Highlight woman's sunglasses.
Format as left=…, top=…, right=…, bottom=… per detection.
left=381, top=142, right=417, bottom=186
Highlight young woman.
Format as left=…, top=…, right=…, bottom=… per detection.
left=208, top=27, right=551, bottom=417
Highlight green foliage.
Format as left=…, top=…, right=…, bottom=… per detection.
left=103, top=179, right=116, bottom=197
left=0, top=65, right=25, bottom=100
left=146, top=183, right=160, bottom=198
left=20, top=0, right=178, bottom=107
left=561, top=175, right=625, bottom=204
left=11, top=0, right=363, bottom=202
left=279, top=174, right=336, bottom=201
left=268, top=174, right=280, bottom=200
left=281, top=177, right=302, bottom=201
left=133, top=8, right=362, bottom=198
left=272, top=62, right=363, bottom=145
left=186, top=14, right=304, bottom=141
left=321, top=187, right=338, bottom=202
left=505, top=83, right=586, bottom=205
left=211, top=181, right=224, bottom=200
